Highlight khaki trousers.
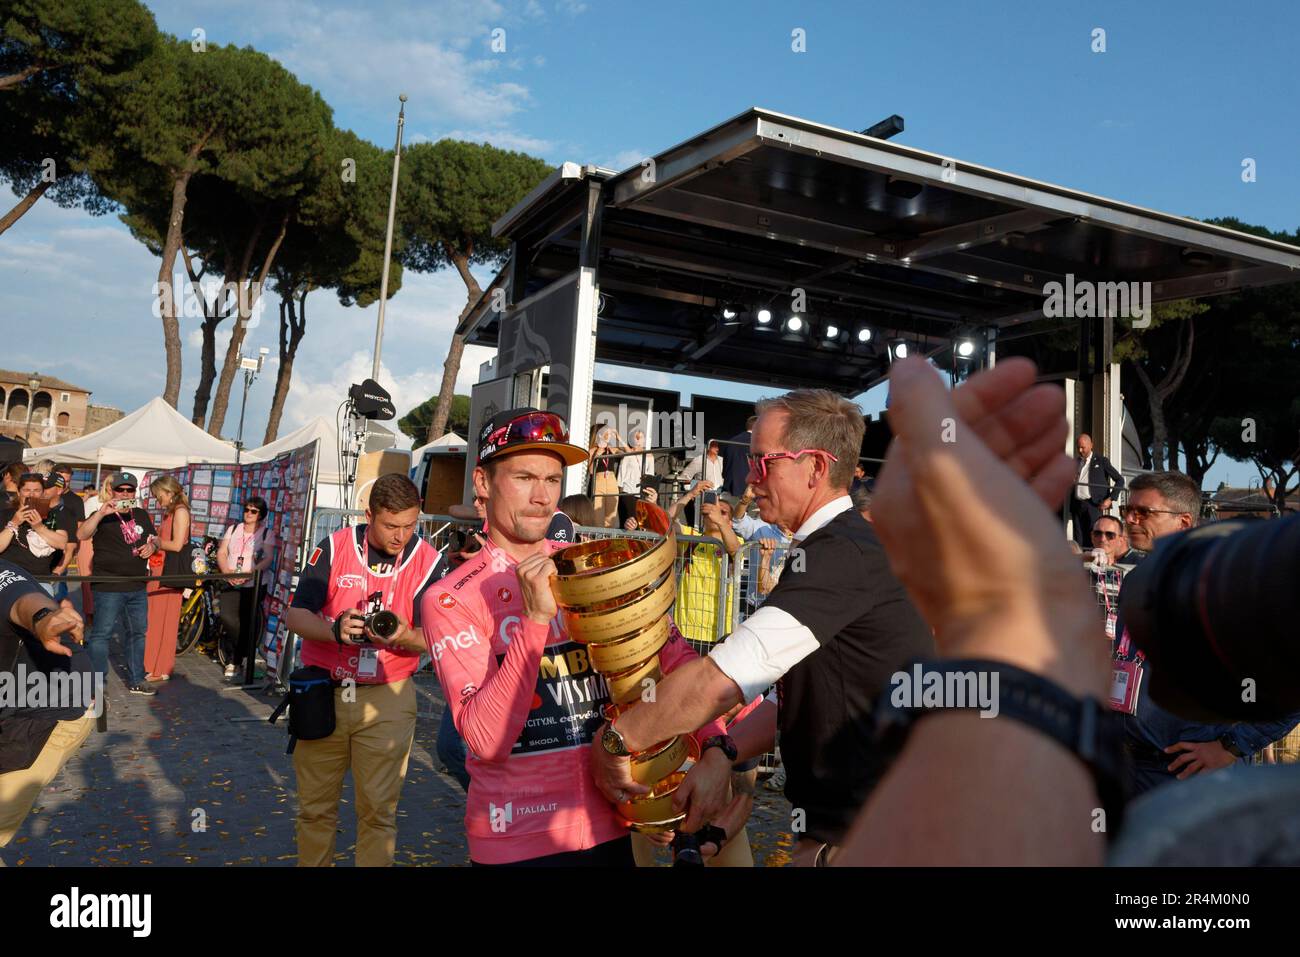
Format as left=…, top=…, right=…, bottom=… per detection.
left=0, top=710, right=95, bottom=848
left=293, top=678, right=416, bottom=867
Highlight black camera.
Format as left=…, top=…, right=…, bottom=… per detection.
left=361, top=609, right=400, bottom=642
left=670, top=831, right=703, bottom=867
left=1118, top=514, right=1300, bottom=723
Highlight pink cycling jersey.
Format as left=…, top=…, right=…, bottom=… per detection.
left=420, top=533, right=725, bottom=864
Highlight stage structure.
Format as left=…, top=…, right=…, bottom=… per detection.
left=457, top=108, right=1300, bottom=495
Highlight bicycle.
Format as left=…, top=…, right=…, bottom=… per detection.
left=176, top=538, right=225, bottom=658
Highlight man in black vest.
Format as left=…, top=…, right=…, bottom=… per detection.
left=1070, top=433, right=1124, bottom=547
left=590, top=388, right=934, bottom=864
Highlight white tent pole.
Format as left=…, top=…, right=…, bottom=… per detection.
left=95, top=448, right=102, bottom=488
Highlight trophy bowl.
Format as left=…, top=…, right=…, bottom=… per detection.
left=586, top=616, right=670, bottom=673
left=605, top=655, right=662, bottom=706
left=628, top=733, right=697, bottom=786
left=559, top=567, right=676, bottom=645
left=617, top=770, right=689, bottom=824
left=551, top=532, right=676, bottom=609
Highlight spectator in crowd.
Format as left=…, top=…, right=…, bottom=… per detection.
left=76, top=472, right=159, bottom=695
left=1, top=463, right=25, bottom=509
left=667, top=483, right=739, bottom=645
left=1086, top=514, right=1139, bottom=566
left=1117, top=470, right=1300, bottom=795
left=216, top=496, right=275, bottom=681
left=616, top=428, right=654, bottom=494
left=47, top=465, right=86, bottom=605
left=558, top=493, right=598, bottom=531
left=850, top=462, right=868, bottom=493
left=76, top=475, right=117, bottom=625
left=850, top=482, right=872, bottom=522
left=587, top=425, right=622, bottom=527
left=0, top=558, right=95, bottom=859
left=677, top=439, right=725, bottom=495
left=142, top=476, right=192, bottom=683
left=437, top=495, right=490, bottom=792
left=720, top=416, right=757, bottom=496
left=286, top=474, right=443, bottom=866
left=1070, top=432, right=1123, bottom=547
left=0, top=473, right=71, bottom=596
left=592, top=386, right=935, bottom=865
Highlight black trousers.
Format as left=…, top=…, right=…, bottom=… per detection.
left=1071, top=498, right=1099, bottom=547
left=218, top=585, right=264, bottom=667
left=471, top=836, right=635, bottom=868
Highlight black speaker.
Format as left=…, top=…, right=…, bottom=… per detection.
left=348, top=379, right=396, bottom=420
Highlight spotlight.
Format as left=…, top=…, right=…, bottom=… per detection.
left=756, top=307, right=773, bottom=325
left=825, top=324, right=839, bottom=340
left=721, top=304, right=738, bottom=321
left=887, top=339, right=909, bottom=362
left=856, top=327, right=873, bottom=344
left=1180, top=247, right=1213, bottom=268
left=785, top=315, right=804, bottom=333
left=956, top=340, right=976, bottom=358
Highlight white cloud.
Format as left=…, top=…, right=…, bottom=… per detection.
left=434, top=127, right=556, bottom=154
left=602, top=148, right=649, bottom=172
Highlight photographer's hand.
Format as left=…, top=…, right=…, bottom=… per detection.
left=336, top=608, right=366, bottom=644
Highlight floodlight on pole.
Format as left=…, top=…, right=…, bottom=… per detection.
left=371, top=94, right=408, bottom=382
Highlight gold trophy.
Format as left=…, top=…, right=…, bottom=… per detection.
left=552, top=500, right=695, bottom=833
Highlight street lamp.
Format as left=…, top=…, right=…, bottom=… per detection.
left=22, top=374, right=41, bottom=445
left=235, top=348, right=269, bottom=463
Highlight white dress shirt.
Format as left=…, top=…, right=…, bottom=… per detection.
left=617, top=449, right=655, bottom=493
left=708, top=495, right=854, bottom=701
left=1076, top=454, right=1092, bottom=501
left=678, top=453, right=724, bottom=489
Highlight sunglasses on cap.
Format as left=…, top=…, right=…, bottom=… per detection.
left=480, top=411, right=568, bottom=458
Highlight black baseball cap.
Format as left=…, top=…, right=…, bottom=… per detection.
left=477, top=408, right=588, bottom=467
left=107, top=471, right=138, bottom=490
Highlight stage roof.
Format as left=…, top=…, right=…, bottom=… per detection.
left=463, top=108, right=1300, bottom=394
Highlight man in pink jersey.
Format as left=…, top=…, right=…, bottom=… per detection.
left=421, top=408, right=736, bottom=866
left=285, top=473, right=444, bottom=866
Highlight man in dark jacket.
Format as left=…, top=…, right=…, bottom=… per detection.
left=720, top=416, right=756, bottom=497
left=1070, top=433, right=1124, bottom=547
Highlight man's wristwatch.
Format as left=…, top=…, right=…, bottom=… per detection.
left=331, top=616, right=345, bottom=646
left=874, top=658, right=1131, bottom=836
left=701, top=734, right=738, bottom=762
left=30, top=606, right=56, bottom=633
left=601, top=720, right=631, bottom=756
left=1217, top=732, right=1245, bottom=758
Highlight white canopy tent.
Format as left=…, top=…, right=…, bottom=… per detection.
left=23, top=396, right=257, bottom=480
left=410, top=431, right=466, bottom=462
left=249, top=417, right=402, bottom=509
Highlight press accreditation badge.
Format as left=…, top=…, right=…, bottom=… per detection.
left=1109, top=660, right=1142, bottom=714
left=357, top=646, right=380, bottom=679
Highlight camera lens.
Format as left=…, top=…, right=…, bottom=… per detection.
left=367, top=610, right=400, bottom=640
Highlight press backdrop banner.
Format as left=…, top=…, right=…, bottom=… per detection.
left=142, top=441, right=318, bottom=672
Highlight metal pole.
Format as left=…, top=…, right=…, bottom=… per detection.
left=243, top=566, right=262, bottom=687
left=371, top=94, right=408, bottom=381
left=236, top=368, right=251, bottom=464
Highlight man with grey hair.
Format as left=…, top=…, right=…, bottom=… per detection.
left=590, top=387, right=933, bottom=864
left=1116, top=470, right=1300, bottom=794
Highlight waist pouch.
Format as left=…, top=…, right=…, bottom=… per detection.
left=268, top=665, right=335, bottom=754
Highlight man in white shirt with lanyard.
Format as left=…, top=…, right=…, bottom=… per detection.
left=285, top=474, right=443, bottom=866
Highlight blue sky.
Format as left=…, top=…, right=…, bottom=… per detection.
left=3, top=0, right=1297, bottom=487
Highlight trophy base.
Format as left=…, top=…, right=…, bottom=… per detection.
left=624, top=814, right=687, bottom=835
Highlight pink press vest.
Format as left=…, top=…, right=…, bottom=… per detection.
left=300, top=525, right=442, bottom=684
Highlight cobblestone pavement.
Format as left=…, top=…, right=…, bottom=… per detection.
left=7, top=644, right=795, bottom=867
